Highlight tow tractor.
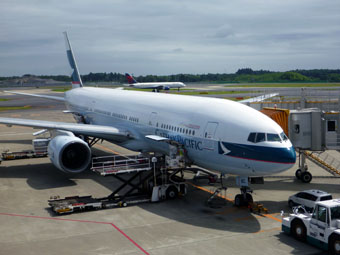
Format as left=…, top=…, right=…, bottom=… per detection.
left=49, top=148, right=188, bottom=215
left=282, top=199, right=340, bottom=254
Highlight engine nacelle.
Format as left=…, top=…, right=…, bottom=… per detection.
left=48, top=134, right=91, bottom=174
left=164, top=86, right=170, bottom=90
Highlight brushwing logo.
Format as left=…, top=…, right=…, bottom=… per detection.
left=218, top=141, right=231, bottom=155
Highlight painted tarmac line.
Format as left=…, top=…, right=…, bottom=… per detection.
left=94, top=144, right=128, bottom=158
left=0, top=212, right=149, bottom=255
left=188, top=182, right=234, bottom=202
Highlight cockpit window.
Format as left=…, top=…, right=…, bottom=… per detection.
left=248, top=132, right=284, bottom=143
left=255, top=133, right=265, bottom=143
left=280, top=132, right=288, bottom=141
left=267, top=133, right=281, bottom=142
left=247, top=132, right=256, bottom=143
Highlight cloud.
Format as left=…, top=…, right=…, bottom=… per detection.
left=0, top=0, right=340, bottom=76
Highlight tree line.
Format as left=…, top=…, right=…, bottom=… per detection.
left=2, top=69, right=340, bottom=83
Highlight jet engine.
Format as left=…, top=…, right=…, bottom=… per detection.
left=48, top=133, right=91, bottom=174
left=164, top=86, right=170, bottom=90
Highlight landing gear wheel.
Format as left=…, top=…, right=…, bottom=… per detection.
left=166, top=186, right=178, bottom=199
left=292, top=221, right=306, bottom=242
left=300, top=172, right=312, bottom=183
left=246, top=193, right=253, bottom=204
left=234, top=194, right=244, bottom=207
left=295, top=169, right=302, bottom=179
left=329, top=235, right=340, bottom=255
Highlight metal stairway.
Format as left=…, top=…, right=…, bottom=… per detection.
left=304, top=150, right=340, bottom=177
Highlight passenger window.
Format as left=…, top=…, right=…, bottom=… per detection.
left=267, top=133, right=281, bottom=142
left=328, top=120, right=336, bottom=132
left=320, top=195, right=333, bottom=201
left=255, top=133, right=266, bottom=143
left=305, top=194, right=317, bottom=201
left=296, top=192, right=305, bottom=199
left=331, top=206, right=340, bottom=221
left=247, top=133, right=256, bottom=143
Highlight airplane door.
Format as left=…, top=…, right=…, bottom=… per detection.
left=148, top=112, right=158, bottom=127
left=203, top=122, right=218, bottom=150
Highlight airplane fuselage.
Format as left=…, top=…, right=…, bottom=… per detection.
left=127, top=82, right=185, bottom=90
left=65, top=87, right=296, bottom=176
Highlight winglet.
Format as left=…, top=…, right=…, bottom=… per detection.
left=125, top=73, right=138, bottom=84
left=63, top=32, right=83, bottom=88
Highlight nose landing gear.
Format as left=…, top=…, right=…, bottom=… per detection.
left=234, top=186, right=253, bottom=207
left=234, top=176, right=254, bottom=207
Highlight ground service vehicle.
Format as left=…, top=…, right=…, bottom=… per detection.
left=282, top=199, right=340, bottom=254
left=288, top=189, right=333, bottom=212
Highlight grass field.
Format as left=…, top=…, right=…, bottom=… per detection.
left=226, top=83, right=340, bottom=88
left=51, top=87, right=70, bottom=92
left=0, top=105, right=31, bottom=111
left=0, top=98, right=9, bottom=101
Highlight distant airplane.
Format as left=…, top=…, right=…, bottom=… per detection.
left=0, top=32, right=295, bottom=206
left=125, top=73, right=186, bottom=92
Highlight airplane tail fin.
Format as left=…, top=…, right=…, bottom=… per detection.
left=125, top=73, right=138, bottom=84
left=63, top=32, right=83, bottom=88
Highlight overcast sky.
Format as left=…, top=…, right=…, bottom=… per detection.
left=1, top=0, right=340, bottom=76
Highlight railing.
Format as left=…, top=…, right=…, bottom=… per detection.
left=305, top=151, right=340, bottom=176
left=91, top=155, right=152, bottom=176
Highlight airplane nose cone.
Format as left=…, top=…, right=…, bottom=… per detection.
left=283, top=146, right=296, bottom=164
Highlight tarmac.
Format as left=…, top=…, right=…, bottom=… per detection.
left=0, top=87, right=338, bottom=254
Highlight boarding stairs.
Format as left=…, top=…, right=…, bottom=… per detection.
left=304, top=150, right=340, bottom=177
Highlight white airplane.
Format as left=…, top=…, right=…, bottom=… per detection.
left=125, top=73, right=186, bottom=91
left=0, top=32, right=296, bottom=206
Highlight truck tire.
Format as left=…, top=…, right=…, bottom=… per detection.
left=166, top=186, right=178, bottom=199
left=329, top=235, right=340, bottom=254
left=288, top=200, right=294, bottom=208
left=291, top=220, right=306, bottom=242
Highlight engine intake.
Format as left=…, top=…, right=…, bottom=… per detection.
left=48, top=134, right=91, bottom=174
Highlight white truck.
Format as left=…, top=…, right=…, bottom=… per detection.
left=282, top=199, right=340, bottom=254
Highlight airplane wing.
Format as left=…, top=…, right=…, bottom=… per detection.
left=239, top=93, right=278, bottom=104
left=0, top=117, right=131, bottom=142
left=4, top=91, right=65, bottom=101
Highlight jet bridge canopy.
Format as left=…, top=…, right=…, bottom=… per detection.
left=261, top=107, right=326, bottom=151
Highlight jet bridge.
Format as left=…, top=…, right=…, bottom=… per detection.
left=262, top=107, right=328, bottom=183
